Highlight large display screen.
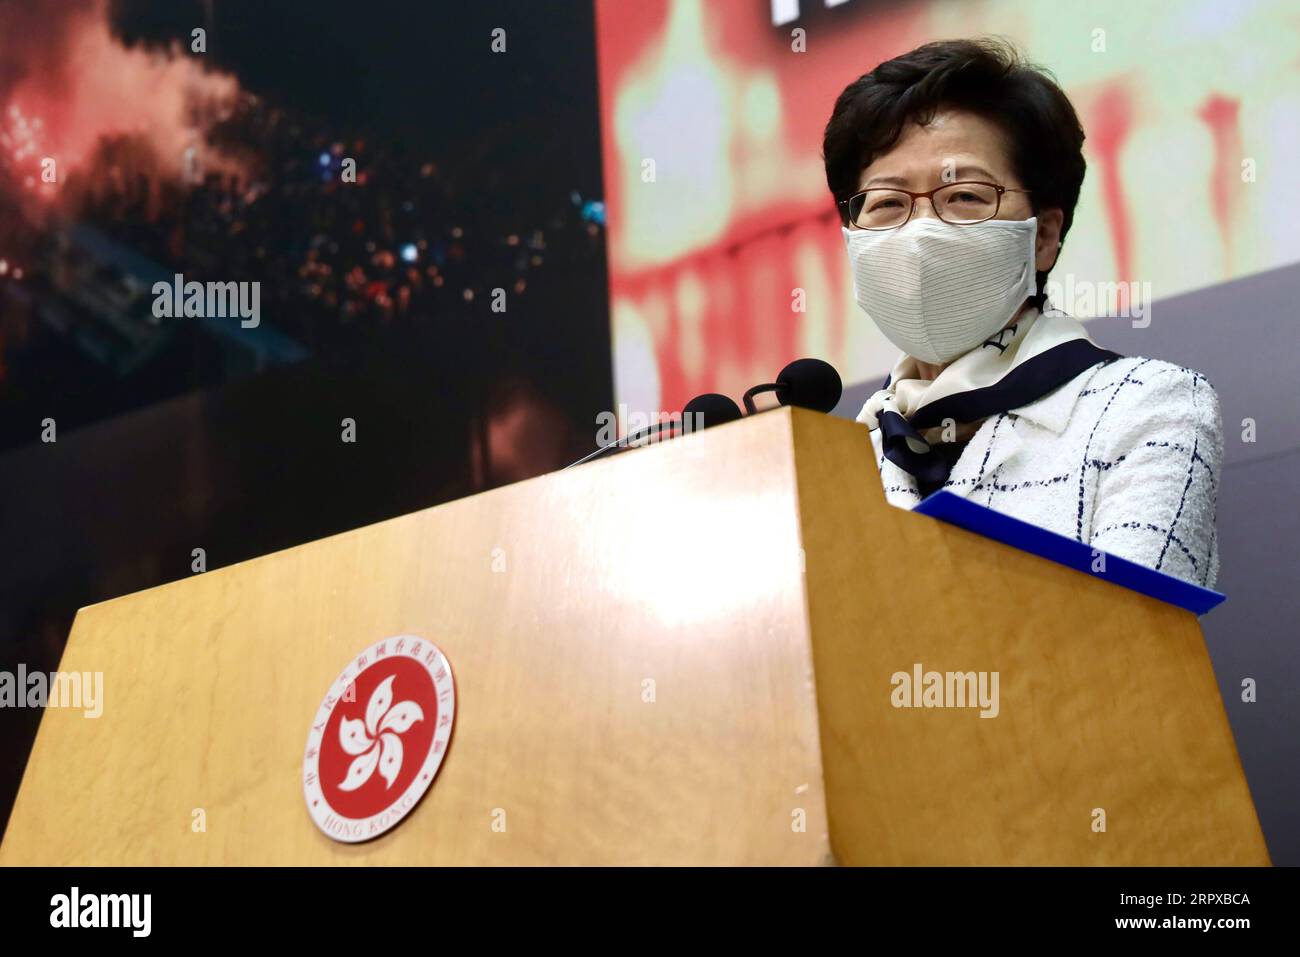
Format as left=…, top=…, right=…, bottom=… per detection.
left=595, top=0, right=1300, bottom=417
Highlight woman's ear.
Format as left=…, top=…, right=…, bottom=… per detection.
left=1034, top=208, right=1065, bottom=273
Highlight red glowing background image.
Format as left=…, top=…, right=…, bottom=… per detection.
left=594, top=0, right=1300, bottom=419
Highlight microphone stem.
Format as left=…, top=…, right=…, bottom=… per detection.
left=563, top=419, right=680, bottom=470
left=742, top=382, right=781, bottom=415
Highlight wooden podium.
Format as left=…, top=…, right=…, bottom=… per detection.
left=0, top=408, right=1269, bottom=865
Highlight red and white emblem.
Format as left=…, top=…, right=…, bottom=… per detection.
left=303, top=635, right=455, bottom=842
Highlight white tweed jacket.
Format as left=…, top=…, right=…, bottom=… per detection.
left=869, top=356, right=1223, bottom=588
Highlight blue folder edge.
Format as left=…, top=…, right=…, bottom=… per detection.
left=912, top=490, right=1226, bottom=616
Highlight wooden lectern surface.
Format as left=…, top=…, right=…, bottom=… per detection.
left=1, top=411, right=831, bottom=866
left=0, top=408, right=1268, bottom=865
left=789, top=412, right=1268, bottom=866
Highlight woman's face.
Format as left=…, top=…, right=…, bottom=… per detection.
left=856, top=108, right=1062, bottom=274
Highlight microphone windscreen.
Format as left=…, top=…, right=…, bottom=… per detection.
left=682, top=392, right=743, bottom=430
left=775, top=358, right=842, bottom=413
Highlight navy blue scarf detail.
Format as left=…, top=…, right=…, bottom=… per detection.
left=879, top=338, right=1122, bottom=486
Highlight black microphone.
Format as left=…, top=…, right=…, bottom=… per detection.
left=680, top=392, right=744, bottom=431
left=742, top=358, right=843, bottom=414
left=564, top=392, right=743, bottom=469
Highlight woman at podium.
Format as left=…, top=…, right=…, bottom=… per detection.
left=822, top=38, right=1221, bottom=588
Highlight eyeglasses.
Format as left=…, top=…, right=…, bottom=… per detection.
left=839, top=180, right=1032, bottom=230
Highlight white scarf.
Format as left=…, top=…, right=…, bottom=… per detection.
left=860, top=307, right=1103, bottom=432
left=856, top=306, right=1120, bottom=483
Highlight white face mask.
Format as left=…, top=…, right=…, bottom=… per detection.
left=843, top=216, right=1038, bottom=365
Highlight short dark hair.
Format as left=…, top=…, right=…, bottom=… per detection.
left=822, top=38, right=1086, bottom=292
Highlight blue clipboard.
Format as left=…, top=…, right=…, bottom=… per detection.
left=912, top=490, right=1226, bottom=616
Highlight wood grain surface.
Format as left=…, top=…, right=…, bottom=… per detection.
left=789, top=409, right=1269, bottom=865
left=1, top=410, right=829, bottom=865
left=0, top=408, right=1267, bottom=865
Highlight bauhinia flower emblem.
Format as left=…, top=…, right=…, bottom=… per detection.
left=338, top=675, right=425, bottom=791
